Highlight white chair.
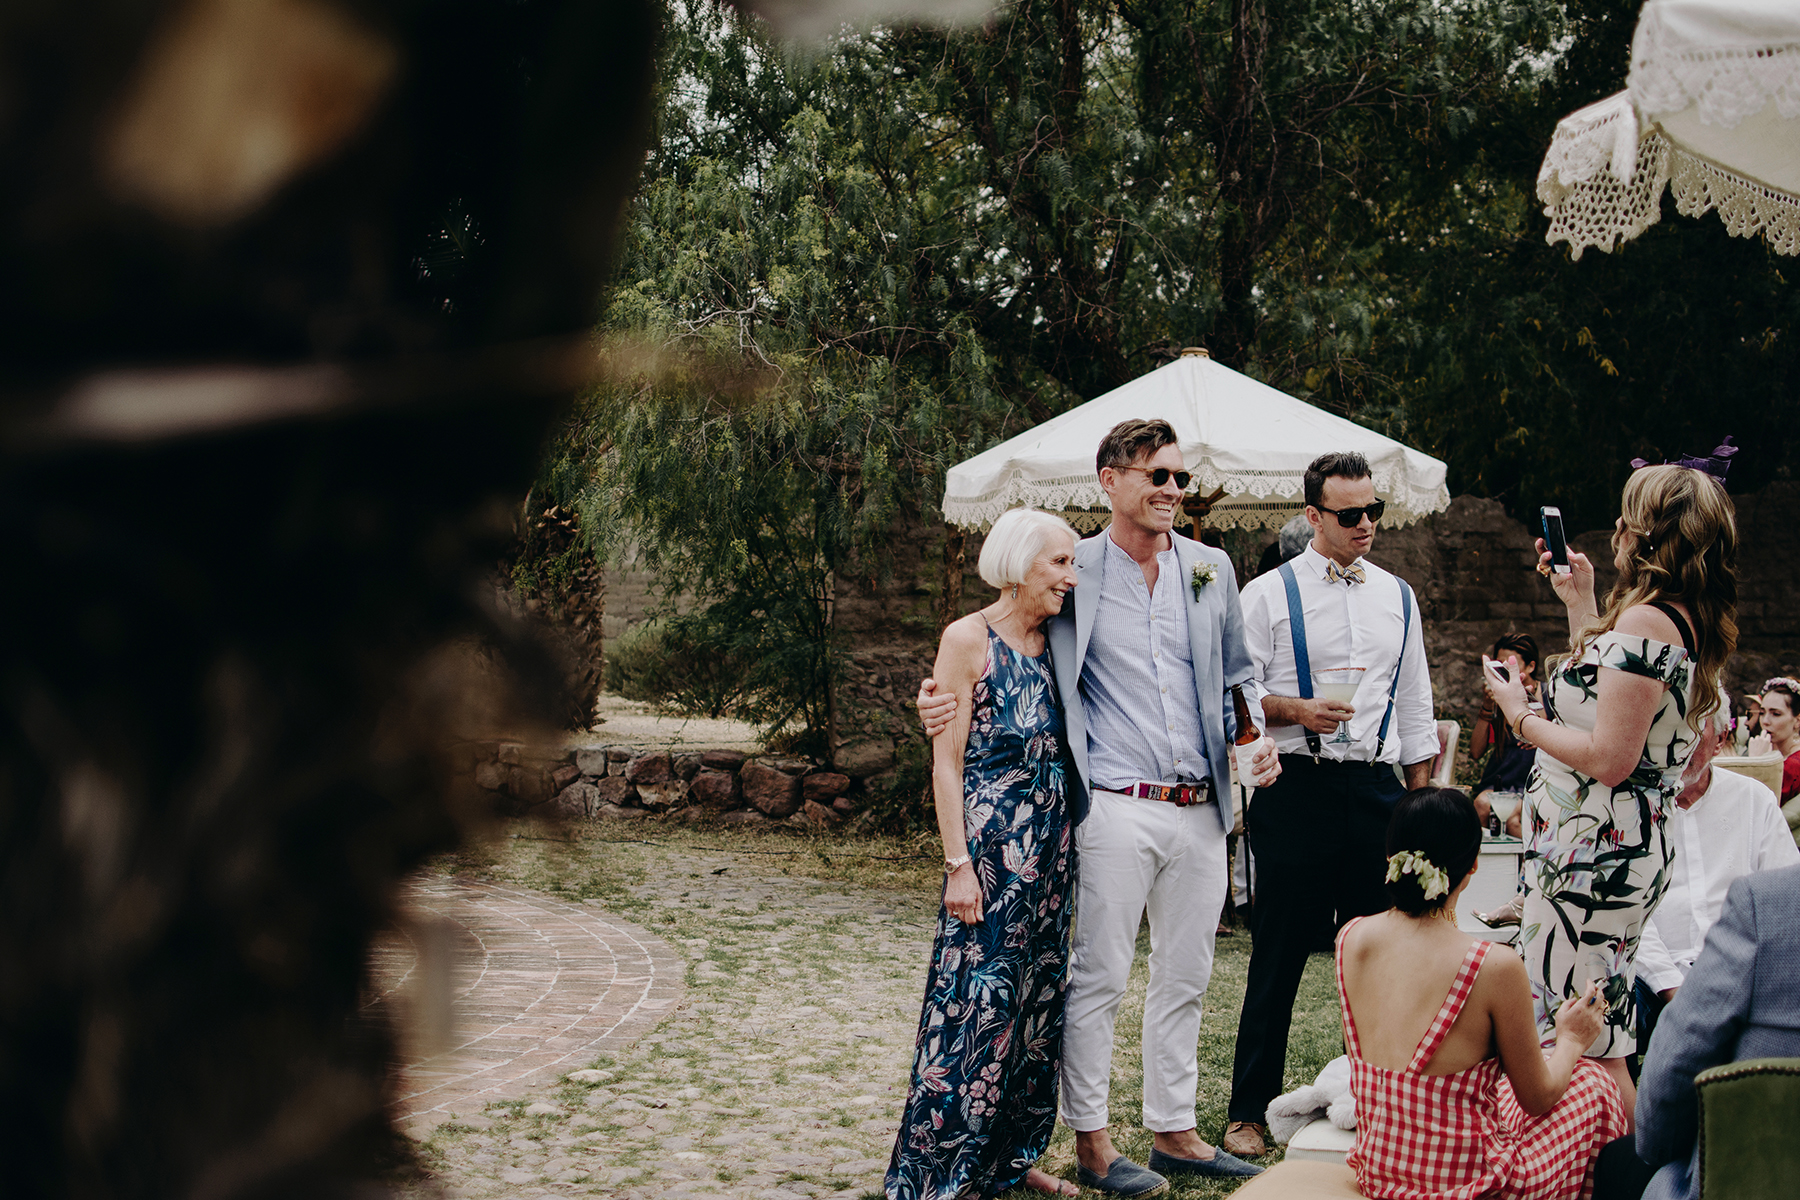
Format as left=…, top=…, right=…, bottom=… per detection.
left=1428, top=720, right=1460, bottom=788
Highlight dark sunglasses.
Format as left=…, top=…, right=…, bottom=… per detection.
left=1313, top=499, right=1386, bottom=527
left=1116, top=465, right=1192, bottom=489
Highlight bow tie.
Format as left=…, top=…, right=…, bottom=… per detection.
left=1326, top=561, right=1366, bottom=585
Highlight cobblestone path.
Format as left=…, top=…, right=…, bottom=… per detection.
left=398, top=846, right=947, bottom=1200
left=370, top=878, right=685, bottom=1136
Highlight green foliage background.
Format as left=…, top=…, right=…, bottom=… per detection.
left=536, top=0, right=1797, bottom=744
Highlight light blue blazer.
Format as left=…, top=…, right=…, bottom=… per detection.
left=1637, top=862, right=1800, bottom=1200
left=1044, top=527, right=1257, bottom=834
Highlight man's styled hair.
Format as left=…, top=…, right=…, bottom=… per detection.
left=1096, top=419, right=1179, bottom=475
left=1303, top=451, right=1373, bottom=508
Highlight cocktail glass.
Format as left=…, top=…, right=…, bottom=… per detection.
left=1313, top=666, right=1366, bottom=746
left=1488, top=790, right=1524, bottom=836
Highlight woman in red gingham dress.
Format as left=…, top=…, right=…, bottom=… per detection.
left=1338, top=789, right=1626, bottom=1200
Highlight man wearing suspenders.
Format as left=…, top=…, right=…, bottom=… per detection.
left=1220, top=451, right=1438, bottom=1159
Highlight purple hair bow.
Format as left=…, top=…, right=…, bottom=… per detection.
left=1630, top=435, right=1736, bottom=483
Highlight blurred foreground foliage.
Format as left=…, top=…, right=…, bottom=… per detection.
left=534, top=0, right=1798, bottom=749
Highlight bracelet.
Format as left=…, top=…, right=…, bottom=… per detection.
left=944, top=854, right=972, bottom=874
left=1510, top=710, right=1533, bottom=741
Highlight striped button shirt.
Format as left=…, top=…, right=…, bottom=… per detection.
left=1081, top=533, right=1212, bottom=790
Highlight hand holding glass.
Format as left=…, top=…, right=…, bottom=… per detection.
left=1313, top=666, right=1366, bottom=745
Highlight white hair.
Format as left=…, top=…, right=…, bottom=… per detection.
left=977, top=508, right=1078, bottom=589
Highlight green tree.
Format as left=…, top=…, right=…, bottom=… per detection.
left=538, top=0, right=1796, bottom=748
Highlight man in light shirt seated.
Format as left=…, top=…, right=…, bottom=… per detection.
left=1633, top=700, right=1799, bottom=1060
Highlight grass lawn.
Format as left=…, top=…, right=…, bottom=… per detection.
left=441, top=820, right=1344, bottom=1197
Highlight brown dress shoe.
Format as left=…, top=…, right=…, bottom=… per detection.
left=1221, top=1121, right=1268, bottom=1158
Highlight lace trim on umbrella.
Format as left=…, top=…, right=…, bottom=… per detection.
left=1538, top=93, right=1644, bottom=192
left=1631, top=6, right=1800, bottom=126
left=940, top=459, right=1449, bottom=531
left=1667, top=146, right=1800, bottom=254
left=1539, top=122, right=1800, bottom=259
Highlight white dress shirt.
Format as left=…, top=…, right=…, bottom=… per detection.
left=1636, top=767, right=1800, bottom=993
left=1239, top=544, right=1435, bottom=765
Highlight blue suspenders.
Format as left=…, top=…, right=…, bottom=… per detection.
left=1277, top=561, right=1413, bottom=761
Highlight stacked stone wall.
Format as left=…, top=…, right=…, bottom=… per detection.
left=451, top=738, right=862, bottom=829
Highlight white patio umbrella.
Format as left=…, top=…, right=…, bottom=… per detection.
left=940, top=351, right=1449, bottom=532
left=1538, top=0, right=1800, bottom=259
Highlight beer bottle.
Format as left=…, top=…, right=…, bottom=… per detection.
left=1231, top=684, right=1262, bottom=780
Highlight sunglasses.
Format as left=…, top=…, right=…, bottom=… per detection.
left=1313, top=499, right=1386, bottom=527
left=1115, top=465, right=1192, bottom=490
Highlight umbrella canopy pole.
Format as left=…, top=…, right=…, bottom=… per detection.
left=1182, top=487, right=1228, bottom=538
left=940, top=523, right=965, bottom=632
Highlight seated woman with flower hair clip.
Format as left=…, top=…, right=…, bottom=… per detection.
left=1335, top=788, right=1626, bottom=1200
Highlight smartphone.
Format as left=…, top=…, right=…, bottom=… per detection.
left=1540, top=506, right=1571, bottom=575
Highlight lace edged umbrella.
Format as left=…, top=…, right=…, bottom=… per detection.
left=940, top=350, right=1449, bottom=534
left=1539, top=0, right=1800, bottom=259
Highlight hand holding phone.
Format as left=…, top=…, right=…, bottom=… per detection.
left=1481, top=656, right=1525, bottom=707
left=1540, top=506, right=1571, bottom=576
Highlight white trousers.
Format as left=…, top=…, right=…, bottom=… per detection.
left=1058, top=788, right=1230, bottom=1133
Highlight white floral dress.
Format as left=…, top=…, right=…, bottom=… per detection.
left=1519, top=632, right=1694, bottom=1057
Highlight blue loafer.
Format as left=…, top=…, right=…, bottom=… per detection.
left=1076, top=1155, right=1169, bottom=1197
left=1148, top=1146, right=1264, bottom=1178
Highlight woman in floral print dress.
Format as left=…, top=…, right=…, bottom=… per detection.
left=1482, top=464, right=1738, bottom=1123
left=887, top=508, right=1080, bottom=1200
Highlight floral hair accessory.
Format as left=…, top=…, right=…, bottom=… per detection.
left=1385, top=849, right=1450, bottom=901
left=1190, top=561, right=1217, bottom=600
left=1630, top=435, right=1736, bottom=483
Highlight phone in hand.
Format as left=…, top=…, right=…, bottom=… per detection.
left=1540, top=506, right=1571, bottom=575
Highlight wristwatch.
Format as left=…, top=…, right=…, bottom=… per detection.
left=944, top=853, right=972, bottom=873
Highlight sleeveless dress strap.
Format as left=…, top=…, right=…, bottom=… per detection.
left=1406, top=940, right=1491, bottom=1073
left=1648, top=600, right=1696, bottom=653
left=1335, top=917, right=1368, bottom=1058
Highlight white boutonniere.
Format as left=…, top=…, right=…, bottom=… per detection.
left=1190, top=561, right=1217, bottom=600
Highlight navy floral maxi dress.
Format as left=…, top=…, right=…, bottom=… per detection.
left=886, top=625, right=1076, bottom=1200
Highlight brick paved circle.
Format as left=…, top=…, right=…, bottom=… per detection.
left=367, top=876, right=683, bottom=1135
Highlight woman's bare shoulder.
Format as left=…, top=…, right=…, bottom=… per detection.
left=1470, top=939, right=1527, bottom=997
left=1336, top=912, right=1389, bottom=964
left=1615, top=602, right=1684, bottom=644
left=935, top=614, right=991, bottom=673
left=940, top=612, right=990, bottom=645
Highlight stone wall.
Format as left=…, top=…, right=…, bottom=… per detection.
left=451, top=738, right=864, bottom=828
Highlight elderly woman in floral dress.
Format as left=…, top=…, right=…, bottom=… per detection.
left=886, top=508, right=1080, bottom=1200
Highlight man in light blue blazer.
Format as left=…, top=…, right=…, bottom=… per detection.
left=922, top=419, right=1280, bottom=1195
left=1634, top=861, right=1800, bottom=1200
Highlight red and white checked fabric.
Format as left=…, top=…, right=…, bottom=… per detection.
left=1337, top=921, right=1627, bottom=1200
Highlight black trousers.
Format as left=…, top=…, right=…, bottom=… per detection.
left=1227, top=755, right=1404, bottom=1124
left=1627, top=977, right=1670, bottom=1084
left=1591, top=1136, right=1656, bottom=1200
